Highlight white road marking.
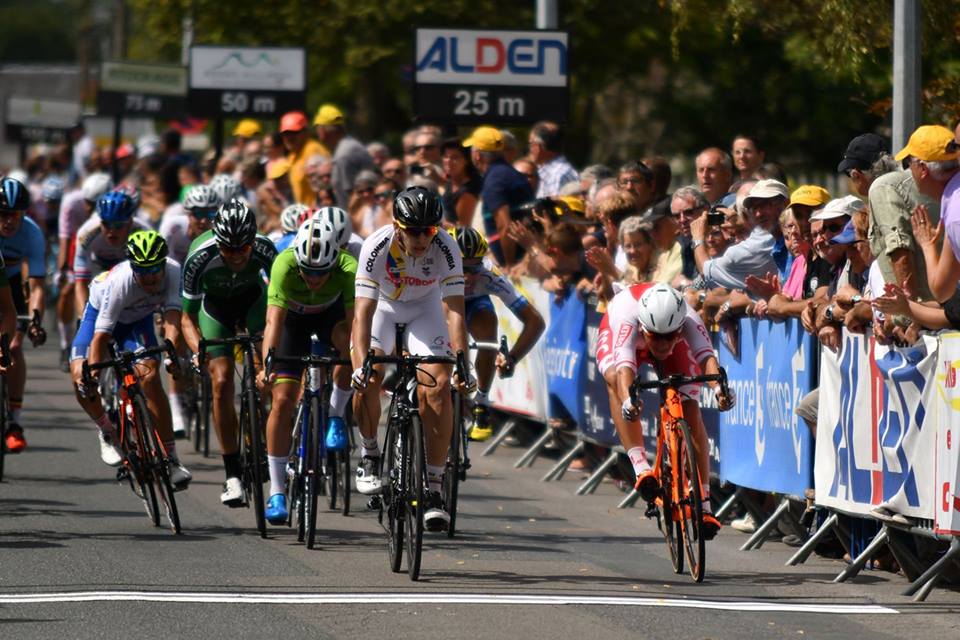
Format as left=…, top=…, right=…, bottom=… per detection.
left=0, top=591, right=898, bottom=614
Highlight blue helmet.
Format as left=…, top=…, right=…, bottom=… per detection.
left=96, top=191, right=136, bottom=224
left=0, top=177, right=30, bottom=212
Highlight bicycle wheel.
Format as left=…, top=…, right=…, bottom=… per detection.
left=443, top=394, right=463, bottom=538
left=306, top=395, right=322, bottom=550
left=655, top=433, right=683, bottom=575
left=676, top=419, right=706, bottom=582
left=383, top=420, right=404, bottom=573
left=0, top=378, right=7, bottom=482
left=201, top=372, right=212, bottom=457
left=134, top=395, right=181, bottom=535
left=130, top=417, right=161, bottom=527
left=287, top=402, right=306, bottom=540
left=339, top=446, right=351, bottom=515
left=405, top=414, right=426, bottom=581
left=243, top=374, right=267, bottom=538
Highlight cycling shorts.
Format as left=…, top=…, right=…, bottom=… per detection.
left=369, top=289, right=452, bottom=358
left=198, top=289, right=267, bottom=359
left=465, top=295, right=495, bottom=326
left=596, top=313, right=701, bottom=400
left=70, top=302, right=158, bottom=362
left=275, top=298, right=346, bottom=383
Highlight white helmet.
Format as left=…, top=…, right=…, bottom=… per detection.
left=294, top=213, right=339, bottom=271
left=82, top=172, right=113, bottom=202
left=280, top=204, right=311, bottom=234
left=637, top=284, right=687, bottom=335
left=183, top=184, right=221, bottom=210
left=209, top=174, right=243, bottom=204
left=316, top=206, right=350, bottom=248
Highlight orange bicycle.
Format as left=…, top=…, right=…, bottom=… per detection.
left=630, top=367, right=729, bottom=583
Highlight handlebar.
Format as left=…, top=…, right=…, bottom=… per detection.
left=17, top=309, right=45, bottom=346
left=360, top=349, right=462, bottom=390
left=197, top=333, right=262, bottom=368
left=629, top=368, right=730, bottom=408
left=82, top=339, right=177, bottom=380
left=264, top=348, right=350, bottom=380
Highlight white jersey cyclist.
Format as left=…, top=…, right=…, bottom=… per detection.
left=73, top=214, right=148, bottom=282
left=88, top=260, right=183, bottom=333
left=464, top=257, right=529, bottom=314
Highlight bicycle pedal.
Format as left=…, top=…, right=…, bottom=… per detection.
left=367, top=495, right=382, bottom=510
left=644, top=503, right=659, bottom=518
left=116, top=467, right=129, bottom=482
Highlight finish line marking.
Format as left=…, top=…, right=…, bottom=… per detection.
left=0, top=591, right=897, bottom=614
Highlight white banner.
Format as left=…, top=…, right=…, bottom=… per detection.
left=189, top=47, right=305, bottom=91
left=815, top=330, right=937, bottom=519
left=935, top=332, right=960, bottom=534
left=488, top=276, right=550, bottom=422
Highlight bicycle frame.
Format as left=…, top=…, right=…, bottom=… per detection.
left=654, top=386, right=693, bottom=522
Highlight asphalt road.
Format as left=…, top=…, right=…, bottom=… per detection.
left=1, top=341, right=958, bottom=639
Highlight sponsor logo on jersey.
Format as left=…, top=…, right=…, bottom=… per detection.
left=365, top=234, right=390, bottom=273
left=615, top=324, right=633, bottom=349
left=438, top=239, right=455, bottom=270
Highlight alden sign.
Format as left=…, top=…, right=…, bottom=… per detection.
left=414, top=28, right=569, bottom=124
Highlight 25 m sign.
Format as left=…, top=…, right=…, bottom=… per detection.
left=414, top=28, right=569, bottom=125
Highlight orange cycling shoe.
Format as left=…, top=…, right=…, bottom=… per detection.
left=701, top=512, right=721, bottom=540
left=5, top=425, right=26, bottom=453
left=635, top=469, right=659, bottom=503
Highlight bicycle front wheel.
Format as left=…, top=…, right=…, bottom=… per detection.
left=656, top=432, right=683, bottom=575
left=405, top=414, right=426, bottom=581
left=134, top=395, right=181, bottom=534
left=676, top=419, right=705, bottom=582
left=384, top=421, right=404, bottom=573
left=443, top=394, right=463, bottom=538
left=306, top=395, right=322, bottom=550
left=243, top=381, right=267, bottom=538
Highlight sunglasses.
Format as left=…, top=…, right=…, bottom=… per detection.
left=102, top=220, right=130, bottom=230
left=189, top=208, right=218, bottom=220
left=0, top=209, right=21, bottom=218
left=355, top=187, right=373, bottom=195
left=375, top=190, right=395, bottom=201
left=618, top=177, right=647, bottom=187
left=813, top=221, right=846, bottom=236
left=300, top=265, right=332, bottom=279
left=675, top=206, right=705, bottom=218
left=132, top=263, right=164, bottom=276
left=643, top=328, right=682, bottom=343
left=413, top=144, right=437, bottom=152
left=400, top=225, right=438, bottom=238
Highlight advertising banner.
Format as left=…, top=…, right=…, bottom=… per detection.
left=97, top=61, right=187, bottom=118
left=718, top=318, right=815, bottom=495
left=188, top=46, right=305, bottom=117
left=543, top=290, right=586, bottom=421
left=5, top=96, right=80, bottom=144
left=935, top=332, right=960, bottom=534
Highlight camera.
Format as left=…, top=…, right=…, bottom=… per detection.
left=706, top=204, right=726, bottom=226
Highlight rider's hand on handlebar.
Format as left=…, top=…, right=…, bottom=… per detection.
left=257, top=367, right=275, bottom=391
left=351, top=366, right=369, bottom=391
left=454, top=369, right=477, bottom=395
left=495, top=352, right=516, bottom=378
left=621, top=397, right=641, bottom=421
left=712, top=382, right=736, bottom=412
left=27, top=322, right=46, bottom=347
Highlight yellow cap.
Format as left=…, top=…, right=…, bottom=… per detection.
left=894, top=125, right=959, bottom=162
left=555, top=195, right=586, bottom=215
left=267, top=158, right=291, bottom=180
left=462, top=126, right=504, bottom=152
left=231, top=119, right=261, bottom=138
left=313, top=104, right=345, bottom=127
left=789, top=185, right=831, bottom=208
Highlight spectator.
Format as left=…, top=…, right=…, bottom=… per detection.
left=239, top=159, right=265, bottom=209
left=348, top=169, right=380, bottom=237
left=732, top=134, right=765, bottom=180
left=528, top=121, right=579, bottom=197
left=696, top=147, right=734, bottom=204
left=242, top=138, right=264, bottom=163
left=691, top=179, right=785, bottom=290
left=230, top=119, right=262, bottom=158
left=465, top=126, right=534, bottom=265
left=69, top=121, right=94, bottom=182
left=256, top=159, right=293, bottom=233
left=305, top=155, right=333, bottom=207
left=589, top=215, right=655, bottom=300
left=837, top=133, right=897, bottom=197
left=411, top=128, right=444, bottom=184
left=788, top=185, right=831, bottom=223
left=313, top=104, right=377, bottom=209
left=580, top=164, right=614, bottom=195
left=642, top=156, right=673, bottom=207
left=263, top=132, right=286, bottom=163
left=401, top=128, right=419, bottom=170
left=367, top=141, right=390, bottom=167
left=895, top=124, right=960, bottom=300
left=381, top=158, right=406, bottom=189
left=670, top=185, right=709, bottom=281
left=617, top=160, right=656, bottom=211
left=643, top=202, right=683, bottom=284
left=513, top=157, right=539, bottom=194
left=441, top=138, right=481, bottom=227
left=279, top=110, right=329, bottom=206
left=500, top=130, right=521, bottom=164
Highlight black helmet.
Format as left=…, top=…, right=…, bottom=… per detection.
left=213, top=198, right=257, bottom=248
left=393, top=186, right=442, bottom=227
left=0, top=177, right=30, bottom=212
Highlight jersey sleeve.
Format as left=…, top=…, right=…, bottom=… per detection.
left=355, top=229, right=390, bottom=300
left=435, top=230, right=465, bottom=299
left=180, top=246, right=211, bottom=314
left=486, top=266, right=529, bottom=315
left=609, top=290, right=640, bottom=372
left=266, top=250, right=294, bottom=310
left=681, top=305, right=714, bottom=363
left=163, top=261, right=183, bottom=312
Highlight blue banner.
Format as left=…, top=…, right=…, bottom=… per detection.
left=543, top=290, right=586, bottom=421
left=718, top=317, right=815, bottom=495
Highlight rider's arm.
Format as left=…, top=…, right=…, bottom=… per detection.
left=181, top=312, right=202, bottom=355
left=56, top=237, right=70, bottom=272
left=261, top=304, right=287, bottom=364
left=616, top=365, right=637, bottom=406
left=350, top=295, right=377, bottom=372
left=161, top=309, right=182, bottom=345
left=510, top=302, right=545, bottom=363
left=442, top=294, right=469, bottom=356
left=89, top=330, right=111, bottom=366
left=75, top=280, right=90, bottom=313
left=28, top=276, right=45, bottom=317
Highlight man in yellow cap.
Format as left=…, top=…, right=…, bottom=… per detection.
left=895, top=125, right=960, bottom=301
left=313, top=103, right=376, bottom=209
left=464, top=126, right=533, bottom=265
left=866, top=127, right=942, bottom=300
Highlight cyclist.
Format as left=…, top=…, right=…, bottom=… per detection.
left=598, top=282, right=734, bottom=539
left=451, top=226, right=545, bottom=441
left=209, top=174, right=245, bottom=207
left=317, top=205, right=362, bottom=258
left=275, top=203, right=310, bottom=252
left=74, top=190, right=147, bottom=313
left=181, top=199, right=278, bottom=506
left=350, top=186, right=473, bottom=532
left=259, top=213, right=357, bottom=524
left=69, top=231, right=191, bottom=487
left=56, top=173, right=112, bottom=371
left=0, top=177, right=48, bottom=454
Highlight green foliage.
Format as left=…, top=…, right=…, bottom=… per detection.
left=0, top=0, right=80, bottom=62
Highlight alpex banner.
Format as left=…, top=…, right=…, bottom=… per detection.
left=718, top=318, right=815, bottom=495
left=815, top=330, right=937, bottom=519
left=543, top=290, right=586, bottom=421
left=935, top=332, right=960, bottom=534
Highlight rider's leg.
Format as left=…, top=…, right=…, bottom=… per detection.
left=352, top=357, right=384, bottom=456
left=266, top=380, right=299, bottom=497
left=682, top=398, right=712, bottom=505
left=469, top=306, right=497, bottom=402
left=418, top=362, right=453, bottom=493
left=8, top=330, right=27, bottom=426
left=57, top=282, right=75, bottom=352
left=603, top=366, right=649, bottom=477
left=208, top=355, right=240, bottom=477
left=167, top=334, right=190, bottom=435
left=329, top=321, right=353, bottom=419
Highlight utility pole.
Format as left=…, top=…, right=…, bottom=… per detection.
left=112, top=0, right=128, bottom=59
left=892, top=0, right=921, bottom=152
left=536, top=0, right=557, bottom=29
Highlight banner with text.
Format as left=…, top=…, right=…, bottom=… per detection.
left=543, top=290, right=586, bottom=421
left=935, top=332, right=960, bottom=534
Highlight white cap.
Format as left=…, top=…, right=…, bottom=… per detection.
left=742, top=179, right=789, bottom=207
left=810, top=195, right=865, bottom=221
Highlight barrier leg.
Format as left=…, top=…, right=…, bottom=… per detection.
left=740, top=498, right=790, bottom=551
left=618, top=488, right=642, bottom=509
left=575, top=451, right=620, bottom=495
left=540, top=440, right=585, bottom=482
left=885, top=528, right=925, bottom=582
left=714, top=486, right=744, bottom=522
left=513, top=428, right=553, bottom=469
left=482, top=418, right=519, bottom=457
left=903, top=537, right=960, bottom=601
left=786, top=512, right=839, bottom=566
left=833, top=527, right=889, bottom=583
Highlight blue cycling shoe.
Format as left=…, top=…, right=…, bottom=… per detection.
left=325, top=416, right=348, bottom=451
left=265, top=493, right=288, bottom=525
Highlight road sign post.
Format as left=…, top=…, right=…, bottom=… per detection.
left=413, top=28, right=569, bottom=125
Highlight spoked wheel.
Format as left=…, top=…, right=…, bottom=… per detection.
left=152, top=458, right=182, bottom=534
left=655, top=435, right=683, bottom=575
left=242, top=386, right=267, bottom=538
left=384, top=422, right=404, bottom=573
left=305, top=396, right=322, bottom=550
left=135, top=396, right=181, bottom=535
left=327, top=449, right=352, bottom=515
left=201, top=373, right=212, bottom=457
left=443, top=396, right=463, bottom=538
left=405, top=415, right=426, bottom=581
left=287, top=405, right=305, bottom=540
left=676, top=419, right=706, bottom=583
left=0, top=380, right=7, bottom=482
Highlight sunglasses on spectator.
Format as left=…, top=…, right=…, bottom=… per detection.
left=399, top=225, right=438, bottom=238
left=102, top=220, right=130, bottom=230
left=131, top=263, right=164, bottom=276
left=813, top=221, right=846, bottom=236
left=675, top=206, right=706, bottom=217
left=413, top=144, right=437, bottom=152
left=355, top=187, right=374, bottom=195
left=375, top=190, right=396, bottom=201
left=618, top=177, right=647, bottom=187
left=189, top=208, right=218, bottom=220
left=643, top=328, right=682, bottom=343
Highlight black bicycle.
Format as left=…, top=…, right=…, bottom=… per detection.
left=198, top=333, right=267, bottom=537
left=81, top=340, right=182, bottom=533
left=187, top=361, right=212, bottom=457
left=0, top=334, right=11, bottom=482
left=266, top=338, right=350, bottom=549
left=361, top=323, right=467, bottom=580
